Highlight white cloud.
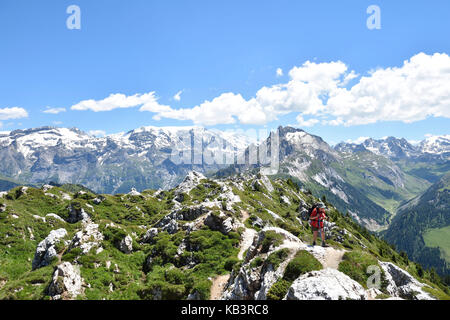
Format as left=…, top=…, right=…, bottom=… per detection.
left=69, top=53, right=450, bottom=127
left=71, top=92, right=169, bottom=112
left=276, top=68, right=283, bottom=77
left=88, top=130, right=106, bottom=137
left=296, top=115, right=320, bottom=127
left=325, top=53, right=450, bottom=126
left=53, top=121, right=63, bottom=125
left=0, top=107, right=28, bottom=120
left=43, top=107, right=66, bottom=114
left=173, top=90, right=183, bottom=101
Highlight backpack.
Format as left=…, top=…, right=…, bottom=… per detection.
left=308, top=203, right=320, bottom=218
left=308, top=204, right=324, bottom=229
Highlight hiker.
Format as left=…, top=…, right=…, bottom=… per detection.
left=309, top=204, right=329, bottom=247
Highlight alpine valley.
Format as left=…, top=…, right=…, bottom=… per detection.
left=0, top=125, right=449, bottom=300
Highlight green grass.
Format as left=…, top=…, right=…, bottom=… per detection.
left=338, top=250, right=380, bottom=289
left=283, top=250, right=322, bottom=282
left=423, top=226, right=450, bottom=263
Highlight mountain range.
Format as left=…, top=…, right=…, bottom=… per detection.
left=0, top=126, right=448, bottom=229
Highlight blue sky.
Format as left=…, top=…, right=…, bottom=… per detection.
left=0, top=0, right=449, bottom=145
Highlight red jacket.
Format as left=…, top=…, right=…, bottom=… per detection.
left=310, top=208, right=327, bottom=229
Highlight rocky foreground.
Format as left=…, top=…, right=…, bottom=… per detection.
left=0, top=172, right=447, bottom=300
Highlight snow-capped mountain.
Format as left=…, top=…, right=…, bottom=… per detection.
left=0, top=126, right=253, bottom=193
left=418, top=135, right=450, bottom=155
left=335, top=135, right=450, bottom=160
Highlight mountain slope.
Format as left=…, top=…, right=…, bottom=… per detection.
left=0, top=173, right=447, bottom=300
left=383, top=173, right=450, bottom=276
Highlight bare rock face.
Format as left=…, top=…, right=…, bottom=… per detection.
left=48, top=262, right=83, bottom=300
left=285, top=268, right=368, bottom=300
left=32, top=228, right=68, bottom=270
left=379, top=262, right=435, bottom=300
left=119, top=235, right=133, bottom=254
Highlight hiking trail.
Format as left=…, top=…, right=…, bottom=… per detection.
left=210, top=210, right=256, bottom=300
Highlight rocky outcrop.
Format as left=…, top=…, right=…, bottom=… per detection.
left=176, top=171, right=206, bottom=195
left=156, top=205, right=208, bottom=234
left=141, top=228, right=159, bottom=244
left=32, top=229, right=67, bottom=270
left=69, top=221, right=104, bottom=254
left=128, top=188, right=142, bottom=196
left=380, top=262, right=434, bottom=300
left=204, top=212, right=237, bottom=235
left=223, top=227, right=304, bottom=300
left=119, top=235, right=133, bottom=254
left=285, top=268, right=368, bottom=300
left=67, top=204, right=90, bottom=223
left=48, top=262, right=83, bottom=300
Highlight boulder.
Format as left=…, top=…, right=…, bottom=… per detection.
left=119, top=235, right=133, bottom=254
left=285, top=268, right=368, bottom=300
left=32, top=229, right=67, bottom=270
left=48, top=262, right=83, bottom=300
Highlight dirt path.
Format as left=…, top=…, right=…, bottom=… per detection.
left=209, top=210, right=256, bottom=300
left=210, top=275, right=230, bottom=300
left=238, top=211, right=257, bottom=260
left=241, top=210, right=250, bottom=222
left=238, top=228, right=257, bottom=260
left=322, top=248, right=346, bottom=269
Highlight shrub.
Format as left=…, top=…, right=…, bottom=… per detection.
left=267, top=279, right=291, bottom=300
left=190, top=279, right=212, bottom=300
left=224, top=257, right=240, bottom=272
left=266, top=249, right=290, bottom=270
left=261, top=231, right=284, bottom=253
left=250, top=257, right=264, bottom=269
left=283, top=250, right=322, bottom=281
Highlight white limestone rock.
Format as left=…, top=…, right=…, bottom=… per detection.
left=69, top=221, right=104, bottom=254
left=32, top=228, right=68, bottom=270
left=119, top=235, right=133, bottom=254
left=48, top=262, right=83, bottom=300
left=285, top=268, right=368, bottom=300
left=379, top=262, right=434, bottom=300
